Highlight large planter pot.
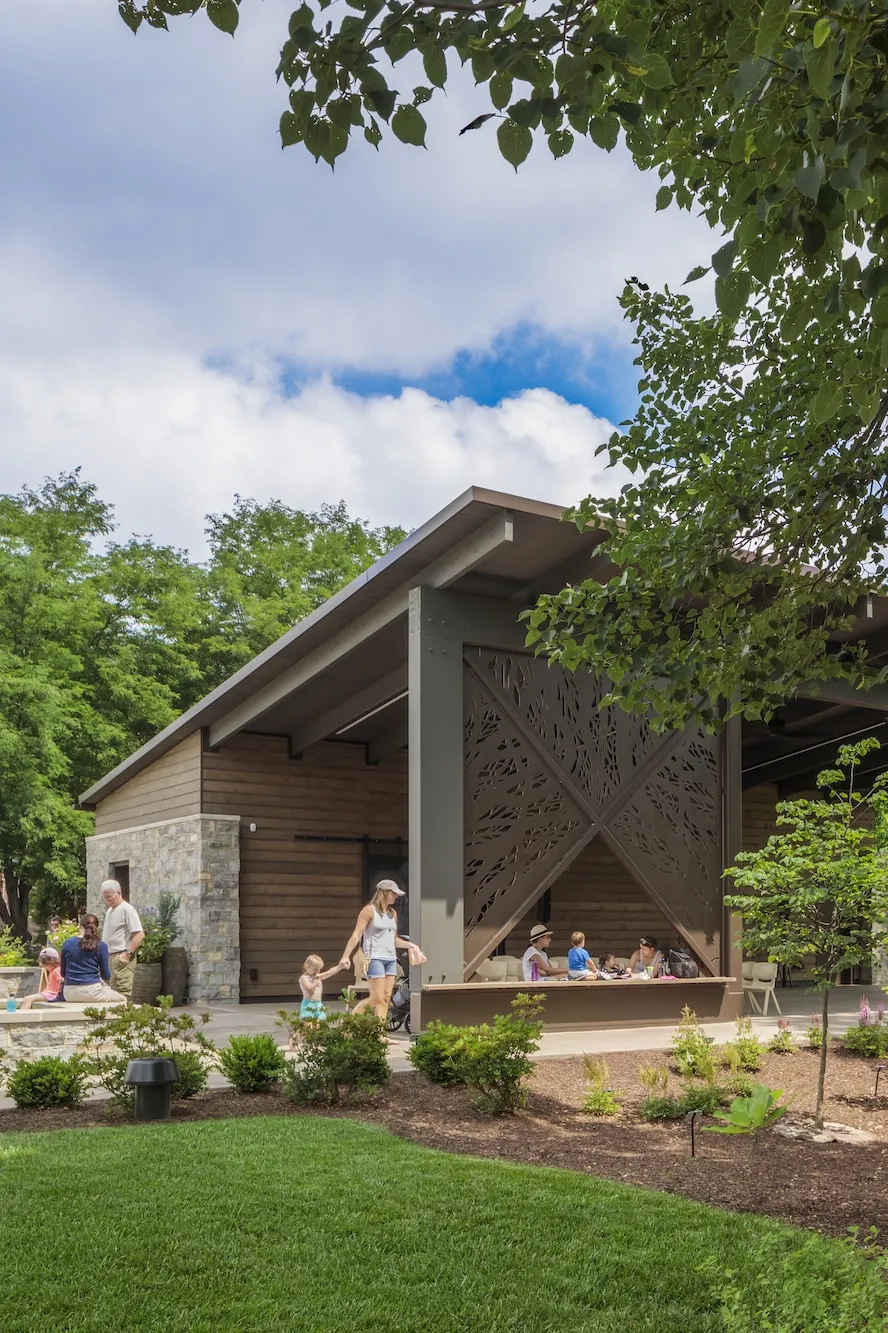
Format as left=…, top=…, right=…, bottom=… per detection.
left=0, top=967, right=41, bottom=1001
left=161, top=947, right=188, bottom=1006
left=130, top=962, right=163, bottom=1007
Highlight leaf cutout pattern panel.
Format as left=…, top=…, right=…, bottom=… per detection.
left=464, top=666, right=587, bottom=966
left=466, top=647, right=663, bottom=811
left=606, top=735, right=723, bottom=970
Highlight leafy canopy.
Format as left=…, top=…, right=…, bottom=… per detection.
left=117, top=0, right=888, bottom=725
left=0, top=472, right=405, bottom=932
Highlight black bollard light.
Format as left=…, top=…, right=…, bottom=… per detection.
left=686, top=1108, right=703, bottom=1158
left=876, top=1064, right=887, bottom=1101
left=125, top=1057, right=179, bottom=1122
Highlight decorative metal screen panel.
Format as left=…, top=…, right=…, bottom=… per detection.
left=464, top=672, right=586, bottom=960
left=463, top=648, right=725, bottom=977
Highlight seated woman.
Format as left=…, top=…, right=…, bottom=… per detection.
left=597, top=952, right=630, bottom=979
left=522, top=924, right=569, bottom=981
left=628, top=936, right=666, bottom=978
left=16, top=948, right=64, bottom=1009
left=60, top=914, right=126, bottom=1004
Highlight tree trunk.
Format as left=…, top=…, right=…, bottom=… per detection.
left=815, top=985, right=831, bottom=1130
left=0, top=868, right=31, bottom=939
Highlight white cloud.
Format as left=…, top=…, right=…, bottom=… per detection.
left=1, top=336, right=624, bottom=552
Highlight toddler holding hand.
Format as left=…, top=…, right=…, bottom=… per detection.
left=298, top=954, right=343, bottom=1024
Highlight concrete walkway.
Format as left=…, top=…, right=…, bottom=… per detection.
left=0, top=984, right=875, bottom=1111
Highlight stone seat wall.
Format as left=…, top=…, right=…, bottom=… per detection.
left=0, top=967, right=42, bottom=1001
left=0, top=1010, right=91, bottom=1063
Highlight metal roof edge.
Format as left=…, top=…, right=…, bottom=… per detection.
left=80, top=486, right=567, bottom=806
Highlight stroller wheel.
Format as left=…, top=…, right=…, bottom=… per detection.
left=385, top=1014, right=404, bottom=1032
left=405, top=1016, right=411, bottom=1035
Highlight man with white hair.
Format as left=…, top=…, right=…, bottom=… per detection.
left=100, top=880, right=145, bottom=1001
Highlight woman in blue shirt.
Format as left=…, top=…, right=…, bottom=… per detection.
left=61, top=914, right=126, bottom=1004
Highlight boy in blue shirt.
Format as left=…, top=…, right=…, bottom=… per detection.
left=567, top=931, right=596, bottom=979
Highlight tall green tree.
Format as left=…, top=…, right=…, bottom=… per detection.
left=724, top=738, right=888, bottom=1129
left=118, top=0, right=888, bottom=725
left=0, top=474, right=404, bottom=934
left=202, top=497, right=406, bottom=681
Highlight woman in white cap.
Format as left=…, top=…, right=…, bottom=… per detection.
left=338, top=880, right=426, bottom=1021
left=522, top=924, right=569, bottom=981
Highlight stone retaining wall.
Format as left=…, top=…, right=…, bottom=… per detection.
left=0, top=968, right=41, bottom=1001
left=86, top=814, right=241, bottom=1004
left=0, top=1011, right=90, bottom=1062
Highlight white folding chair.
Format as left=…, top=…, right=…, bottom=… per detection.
left=743, top=961, right=781, bottom=1016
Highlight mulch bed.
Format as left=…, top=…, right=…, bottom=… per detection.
left=3, top=1046, right=888, bottom=1238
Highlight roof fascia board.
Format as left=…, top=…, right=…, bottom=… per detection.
left=206, top=509, right=515, bottom=749
left=289, top=666, right=408, bottom=754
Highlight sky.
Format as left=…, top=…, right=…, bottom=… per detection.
left=0, top=0, right=714, bottom=555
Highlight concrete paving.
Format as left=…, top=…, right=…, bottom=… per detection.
left=0, top=983, right=877, bottom=1110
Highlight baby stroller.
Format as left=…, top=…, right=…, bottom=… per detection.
left=386, top=975, right=412, bottom=1035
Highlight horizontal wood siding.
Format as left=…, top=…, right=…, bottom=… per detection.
left=742, top=783, right=780, bottom=854
left=93, top=733, right=202, bottom=834
left=502, top=838, right=675, bottom=962
left=202, top=735, right=407, bottom=998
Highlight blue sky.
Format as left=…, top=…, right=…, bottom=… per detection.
left=0, top=0, right=712, bottom=554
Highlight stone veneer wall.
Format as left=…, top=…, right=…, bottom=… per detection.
left=86, top=814, right=240, bottom=1004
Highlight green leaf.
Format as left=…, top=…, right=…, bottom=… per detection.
left=684, top=265, right=710, bottom=284
left=279, top=111, right=304, bottom=147
left=754, top=0, right=787, bottom=57
left=711, top=239, right=737, bottom=277
left=502, top=2, right=525, bottom=32
left=497, top=118, right=533, bottom=170
left=364, top=120, right=382, bottom=150
left=801, top=217, right=827, bottom=256
left=490, top=71, right=513, bottom=111
left=118, top=3, right=143, bottom=35
left=547, top=129, right=573, bottom=159
left=423, top=47, right=447, bottom=90
left=391, top=104, right=427, bottom=147
left=812, top=382, right=842, bottom=425
left=589, top=116, right=620, bottom=152
left=813, top=17, right=831, bottom=49
left=655, top=185, right=672, bottom=212
left=734, top=55, right=769, bottom=102
left=640, top=53, right=674, bottom=90
left=207, top=0, right=239, bottom=35
left=288, top=4, right=314, bottom=38
left=715, top=270, right=751, bottom=321
left=794, top=152, right=825, bottom=201
left=805, top=38, right=835, bottom=100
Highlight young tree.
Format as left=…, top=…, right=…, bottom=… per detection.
left=115, top=1, right=888, bottom=725
left=725, top=737, right=888, bottom=1128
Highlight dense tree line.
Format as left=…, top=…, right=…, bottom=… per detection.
left=0, top=472, right=405, bottom=933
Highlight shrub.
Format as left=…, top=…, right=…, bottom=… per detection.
left=843, top=1023, right=888, bottom=1059
left=721, top=1073, right=756, bottom=1099
left=806, top=1015, right=826, bottom=1049
left=720, top=1016, right=764, bottom=1072
left=137, top=910, right=173, bottom=964
left=459, top=993, right=544, bottom=1115
left=638, top=1063, right=669, bottom=1097
left=80, top=995, right=215, bottom=1107
left=676, top=1083, right=724, bottom=1116
left=218, top=1034, right=286, bottom=1093
left=582, top=1057, right=621, bottom=1117
left=407, top=1022, right=472, bottom=1086
left=6, top=1056, right=88, bottom=1109
left=767, top=1019, right=797, bottom=1054
left=282, top=1011, right=389, bottom=1105
left=703, top=1227, right=888, bottom=1331
left=671, top=1006, right=714, bottom=1076
left=46, top=919, right=79, bottom=951
left=640, top=1095, right=684, bottom=1121
left=0, top=926, right=28, bottom=968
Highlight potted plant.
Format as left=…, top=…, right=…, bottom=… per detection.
left=158, top=894, right=188, bottom=1005
left=130, top=911, right=171, bottom=1006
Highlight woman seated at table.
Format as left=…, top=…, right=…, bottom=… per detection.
left=628, top=936, right=666, bottom=978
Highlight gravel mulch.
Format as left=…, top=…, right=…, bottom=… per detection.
left=3, top=1045, right=888, bottom=1238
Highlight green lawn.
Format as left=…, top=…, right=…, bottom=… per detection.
left=0, top=1116, right=827, bottom=1331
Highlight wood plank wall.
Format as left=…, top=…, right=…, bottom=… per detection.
left=202, top=735, right=408, bottom=999
left=742, top=783, right=780, bottom=853
left=93, top=733, right=202, bottom=835
left=502, top=837, right=675, bottom=962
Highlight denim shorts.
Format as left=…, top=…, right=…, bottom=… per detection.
left=367, top=958, right=398, bottom=978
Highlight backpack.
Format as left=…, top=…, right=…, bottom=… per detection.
left=666, top=948, right=699, bottom=979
